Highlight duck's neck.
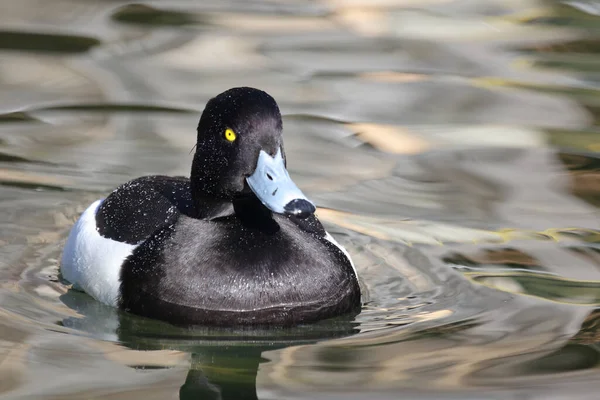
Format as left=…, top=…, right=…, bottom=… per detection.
left=233, top=195, right=280, bottom=234
left=192, top=193, right=278, bottom=233
left=192, top=196, right=234, bottom=220
left=190, top=152, right=234, bottom=219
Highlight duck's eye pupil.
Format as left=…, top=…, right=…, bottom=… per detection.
left=266, top=173, right=273, bottom=181
left=224, top=128, right=236, bottom=142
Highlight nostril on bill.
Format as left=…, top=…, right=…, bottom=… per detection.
left=266, top=173, right=273, bottom=181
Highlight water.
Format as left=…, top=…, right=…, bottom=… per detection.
left=1, top=0, right=600, bottom=398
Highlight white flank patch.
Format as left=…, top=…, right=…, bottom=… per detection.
left=61, top=199, right=139, bottom=307
left=324, top=231, right=356, bottom=276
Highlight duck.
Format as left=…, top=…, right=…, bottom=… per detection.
left=61, top=87, right=361, bottom=326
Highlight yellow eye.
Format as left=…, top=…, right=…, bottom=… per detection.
left=224, top=128, right=237, bottom=142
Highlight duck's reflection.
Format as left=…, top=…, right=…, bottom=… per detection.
left=180, top=367, right=223, bottom=400
left=179, top=350, right=263, bottom=400
left=60, top=273, right=600, bottom=398
left=59, top=289, right=359, bottom=400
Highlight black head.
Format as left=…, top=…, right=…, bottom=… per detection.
left=191, top=87, right=283, bottom=199
left=190, top=87, right=315, bottom=218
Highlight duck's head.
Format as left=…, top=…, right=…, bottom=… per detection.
left=191, top=87, right=315, bottom=219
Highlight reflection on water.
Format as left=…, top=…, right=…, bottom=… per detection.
left=2, top=0, right=600, bottom=399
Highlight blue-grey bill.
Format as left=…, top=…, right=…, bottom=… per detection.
left=246, top=148, right=316, bottom=218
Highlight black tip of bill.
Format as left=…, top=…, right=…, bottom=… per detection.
left=284, top=199, right=316, bottom=219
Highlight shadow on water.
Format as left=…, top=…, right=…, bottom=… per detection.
left=56, top=283, right=600, bottom=399
left=60, top=289, right=359, bottom=400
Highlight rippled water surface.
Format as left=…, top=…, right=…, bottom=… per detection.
left=2, top=1, right=600, bottom=399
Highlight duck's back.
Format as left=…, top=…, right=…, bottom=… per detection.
left=96, top=175, right=195, bottom=244
left=60, top=176, right=193, bottom=306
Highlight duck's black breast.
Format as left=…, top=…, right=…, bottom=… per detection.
left=119, top=211, right=361, bottom=326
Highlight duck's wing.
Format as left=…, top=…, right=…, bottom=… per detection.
left=96, top=175, right=194, bottom=244
left=61, top=176, right=193, bottom=306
